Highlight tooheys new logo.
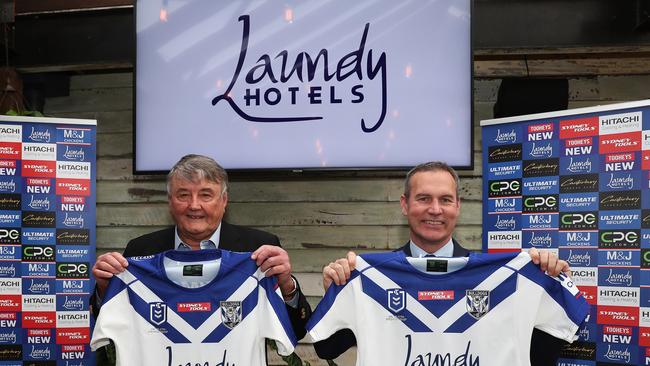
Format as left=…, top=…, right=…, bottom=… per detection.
left=22, top=245, right=55, bottom=262
left=488, top=179, right=521, bottom=198
left=522, top=158, right=559, bottom=178
left=599, top=230, right=640, bottom=249
left=211, top=15, right=388, bottom=133
left=21, top=211, right=55, bottom=228
left=0, top=194, right=20, bottom=210
left=599, top=191, right=641, bottom=210
left=56, top=262, right=89, bottom=279
left=560, top=211, right=598, bottom=230
left=522, top=195, right=558, bottom=213
left=488, top=144, right=522, bottom=163
left=559, top=174, right=599, bottom=193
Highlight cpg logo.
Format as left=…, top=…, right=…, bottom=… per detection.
left=386, top=288, right=406, bottom=313
left=559, top=212, right=597, bottom=230
left=0, top=228, right=20, bottom=244
left=56, top=263, right=89, bottom=279
left=522, top=195, right=557, bottom=213
left=488, top=179, right=521, bottom=198
left=22, top=245, right=55, bottom=262
left=600, top=230, right=640, bottom=249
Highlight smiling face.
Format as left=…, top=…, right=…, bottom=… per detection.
left=400, top=170, right=461, bottom=252
left=168, top=176, right=228, bottom=247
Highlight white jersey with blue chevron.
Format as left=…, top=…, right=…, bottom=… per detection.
left=307, top=251, right=589, bottom=366
left=90, top=249, right=296, bottom=366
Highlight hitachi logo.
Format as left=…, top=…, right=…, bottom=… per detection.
left=58, top=163, right=89, bottom=171
left=23, top=145, right=54, bottom=153
left=601, top=115, right=639, bottom=125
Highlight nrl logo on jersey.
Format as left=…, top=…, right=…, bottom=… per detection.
left=466, top=290, right=490, bottom=319
left=149, top=302, right=167, bottom=325
left=387, top=288, right=406, bottom=313
left=220, top=301, right=242, bottom=329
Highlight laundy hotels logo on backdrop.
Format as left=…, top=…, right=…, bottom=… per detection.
left=211, top=15, right=388, bottom=133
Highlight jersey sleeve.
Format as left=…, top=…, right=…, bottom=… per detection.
left=257, top=274, right=297, bottom=355
left=306, top=270, right=361, bottom=342
left=518, top=260, right=589, bottom=342
left=90, top=273, right=131, bottom=351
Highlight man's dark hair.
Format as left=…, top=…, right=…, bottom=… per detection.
left=403, top=161, right=460, bottom=199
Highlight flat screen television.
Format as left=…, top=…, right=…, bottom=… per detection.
left=135, top=0, right=473, bottom=173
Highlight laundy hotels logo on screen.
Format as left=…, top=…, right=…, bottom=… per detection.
left=211, top=15, right=388, bottom=133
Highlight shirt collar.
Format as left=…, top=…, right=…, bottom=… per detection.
left=174, top=223, right=222, bottom=250
left=409, top=238, right=454, bottom=258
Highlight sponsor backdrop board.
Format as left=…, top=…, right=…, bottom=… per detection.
left=0, top=115, right=96, bottom=364
left=135, top=0, right=472, bottom=172
left=481, top=100, right=650, bottom=365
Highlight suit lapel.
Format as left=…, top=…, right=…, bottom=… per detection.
left=219, top=221, right=242, bottom=251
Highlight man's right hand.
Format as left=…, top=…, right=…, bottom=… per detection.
left=322, top=251, right=357, bottom=291
left=92, top=252, right=129, bottom=297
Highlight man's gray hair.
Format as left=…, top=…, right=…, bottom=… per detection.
left=403, top=161, right=460, bottom=199
left=167, top=154, right=228, bottom=195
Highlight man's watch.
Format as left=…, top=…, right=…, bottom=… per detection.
left=282, top=276, right=298, bottom=300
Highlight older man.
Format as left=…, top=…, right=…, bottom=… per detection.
left=316, top=161, right=571, bottom=366
left=92, top=154, right=311, bottom=338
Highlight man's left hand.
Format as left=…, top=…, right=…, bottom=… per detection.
left=251, top=245, right=295, bottom=298
left=529, top=247, right=571, bottom=277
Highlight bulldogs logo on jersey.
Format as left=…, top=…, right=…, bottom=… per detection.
left=466, top=290, right=490, bottom=319
left=220, top=301, right=242, bottom=329
left=149, top=302, right=167, bottom=326
left=387, top=288, right=406, bottom=313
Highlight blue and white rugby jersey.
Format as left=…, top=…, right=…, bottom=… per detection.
left=90, top=249, right=296, bottom=366
left=307, top=251, right=589, bottom=366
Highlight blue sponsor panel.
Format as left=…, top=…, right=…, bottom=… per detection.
left=599, top=324, right=638, bottom=346
left=486, top=213, right=521, bottom=231
left=0, top=211, right=19, bottom=228
left=560, top=248, right=597, bottom=267
left=559, top=193, right=599, bottom=212
left=487, top=161, right=522, bottom=180
left=56, top=294, right=89, bottom=312
left=56, top=127, right=93, bottom=145
left=596, top=341, right=638, bottom=364
left=557, top=358, right=595, bottom=366
left=0, top=261, right=19, bottom=278
left=560, top=154, right=598, bottom=175
left=521, top=213, right=558, bottom=230
left=22, top=177, right=55, bottom=195
left=0, top=161, right=20, bottom=177
left=56, top=196, right=87, bottom=212
left=22, top=262, right=55, bottom=277
left=600, top=171, right=643, bottom=191
left=23, top=343, right=57, bottom=361
left=523, top=139, right=559, bottom=160
left=0, top=245, right=20, bottom=261
left=598, top=267, right=640, bottom=287
left=642, top=287, right=650, bottom=308
left=21, top=278, right=55, bottom=296
left=58, top=344, right=91, bottom=361
left=23, top=124, right=55, bottom=143
left=484, top=125, right=523, bottom=146
left=56, top=144, right=91, bottom=162
left=599, top=210, right=642, bottom=230
left=0, top=324, right=21, bottom=345
left=641, top=269, right=650, bottom=286
left=598, top=250, right=641, bottom=267
left=56, top=211, right=89, bottom=230
left=522, top=230, right=558, bottom=249
left=56, top=246, right=90, bottom=262
left=57, top=360, right=92, bottom=366
left=0, top=177, right=20, bottom=194
left=576, top=318, right=597, bottom=343
left=644, top=230, right=650, bottom=249
left=559, top=231, right=598, bottom=247
left=562, top=136, right=597, bottom=157
left=23, top=328, right=55, bottom=345
left=55, top=279, right=90, bottom=294
left=21, top=194, right=55, bottom=212
left=644, top=189, right=650, bottom=209
left=643, top=347, right=650, bottom=366
left=600, top=152, right=640, bottom=172
left=522, top=176, right=559, bottom=195
left=22, top=228, right=56, bottom=245
left=487, top=197, right=521, bottom=213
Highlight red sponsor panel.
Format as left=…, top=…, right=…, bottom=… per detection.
left=177, top=302, right=211, bottom=312
left=22, top=311, right=56, bottom=328
left=27, top=328, right=52, bottom=337
left=641, top=327, right=650, bottom=347
left=597, top=305, right=639, bottom=326
left=528, top=123, right=554, bottom=133
left=579, top=286, right=597, bottom=305
left=564, top=137, right=592, bottom=147
left=605, top=152, right=635, bottom=163
left=56, top=327, right=90, bottom=344
left=559, top=117, right=599, bottom=139
left=418, top=290, right=455, bottom=300
left=56, top=179, right=91, bottom=196
left=61, top=196, right=85, bottom=204
left=22, top=160, right=56, bottom=178
left=0, top=295, right=21, bottom=311
left=643, top=151, right=650, bottom=170
left=602, top=325, right=633, bottom=335
left=0, top=312, right=16, bottom=320
left=599, top=131, right=642, bottom=154
left=487, top=248, right=521, bottom=254
left=0, top=143, right=21, bottom=159
left=0, top=160, right=16, bottom=168
left=61, top=344, right=84, bottom=352
left=27, top=178, right=50, bottom=186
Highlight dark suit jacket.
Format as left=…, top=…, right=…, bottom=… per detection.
left=312, top=240, right=566, bottom=365
left=95, top=221, right=312, bottom=340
